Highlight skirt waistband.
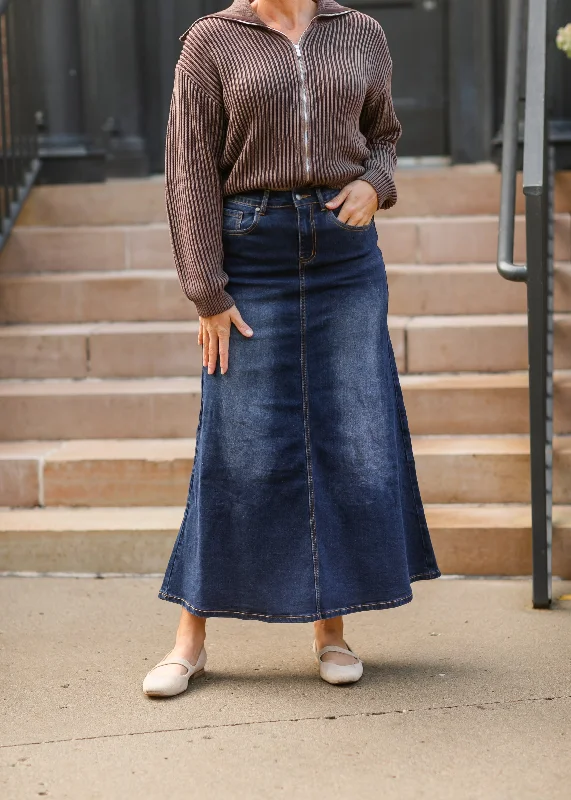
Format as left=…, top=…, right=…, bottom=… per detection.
left=223, top=186, right=341, bottom=211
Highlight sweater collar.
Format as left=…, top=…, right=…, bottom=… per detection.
left=180, top=0, right=353, bottom=40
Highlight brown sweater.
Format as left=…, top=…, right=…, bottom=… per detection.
left=165, top=0, right=402, bottom=317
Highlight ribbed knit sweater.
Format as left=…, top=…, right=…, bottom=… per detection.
left=165, top=0, right=402, bottom=317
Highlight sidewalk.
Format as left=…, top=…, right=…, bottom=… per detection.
left=1, top=575, right=570, bottom=799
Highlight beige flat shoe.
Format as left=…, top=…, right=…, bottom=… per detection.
left=312, top=640, right=363, bottom=685
left=142, top=646, right=207, bottom=697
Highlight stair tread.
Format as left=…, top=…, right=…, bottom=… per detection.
left=1, top=371, right=570, bottom=395
left=0, top=504, right=569, bottom=531
left=0, top=268, right=173, bottom=283
left=0, top=320, right=200, bottom=336
left=0, top=434, right=570, bottom=462
left=2, top=313, right=570, bottom=336
left=10, top=213, right=571, bottom=231
left=0, top=377, right=202, bottom=396
left=0, top=262, right=569, bottom=280
left=0, top=438, right=197, bottom=461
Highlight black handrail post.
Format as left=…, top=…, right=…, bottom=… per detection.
left=523, top=0, right=552, bottom=609
left=498, top=0, right=554, bottom=607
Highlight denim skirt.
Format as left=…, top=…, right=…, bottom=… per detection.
left=158, top=186, right=441, bottom=622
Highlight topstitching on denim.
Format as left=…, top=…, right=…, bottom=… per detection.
left=297, top=200, right=321, bottom=617
left=157, top=588, right=416, bottom=620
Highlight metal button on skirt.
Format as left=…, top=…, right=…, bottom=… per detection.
left=158, top=186, right=441, bottom=622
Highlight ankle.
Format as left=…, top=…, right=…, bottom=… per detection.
left=175, top=629, right=205, bottom=648
left=173, top=616, right=206, bottom=658
left=314, top=623, right=345, bottom=648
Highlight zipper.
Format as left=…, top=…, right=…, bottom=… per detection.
left=293, top=40, right=311, bottom=181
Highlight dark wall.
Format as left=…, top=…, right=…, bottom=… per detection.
left=35, top=0, right=571, bottom=181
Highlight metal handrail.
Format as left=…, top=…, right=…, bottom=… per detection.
left=0, top=0, right=41, bottom=251
left=497, top=0, right=554, bottom=609
left=497, top=0, right=527, bottom=282
left=522, top=0, right=553, bottom=610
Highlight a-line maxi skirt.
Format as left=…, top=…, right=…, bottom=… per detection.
left=159, top=186, right=441, bottom=622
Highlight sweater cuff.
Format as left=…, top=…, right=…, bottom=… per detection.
left=359, top=168, right=398, bottom=211
left=193, top=289, right=236, bottom=319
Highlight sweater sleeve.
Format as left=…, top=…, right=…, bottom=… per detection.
left=165, top=65, right=235, bottom=318
left=358, top=31, right=402, bottom=211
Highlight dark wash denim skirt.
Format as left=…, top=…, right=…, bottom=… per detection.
left=158, top=186, right=441, bottom=622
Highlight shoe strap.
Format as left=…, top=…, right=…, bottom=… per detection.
left=314, top=642, right=360, bottom=661
left=151, top=655, right=193, bottom=673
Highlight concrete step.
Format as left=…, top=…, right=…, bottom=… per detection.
left=0, top=270, right=196, bottom=324
left=0, top=503, right=569, bottom=576
left=0, top=371, right=570, bottom=442
left=0, top=321, right=203, bottom=379
left=414, top=435, right=571, bottom=504
left=0, top=377, right=202, bottom=441
left=2, top=314, right=569, bottom=380
left=13, top=170, right=571, bottom=227
left=3, top=265, right=571, bottom=324
left=1, top=435, right=569, bottom=509
left=2, top=214, right=570, bottom=273
left=406, top=313, right=571, bottom=372
left=0, top=225, right=174, bottom=273
left=0, top=319, right=408, bottom=379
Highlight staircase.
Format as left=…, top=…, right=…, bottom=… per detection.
left=1, top=167, right=570, bottom=576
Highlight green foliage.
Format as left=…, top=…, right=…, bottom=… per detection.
left=556, top=23, right=571, bottom=58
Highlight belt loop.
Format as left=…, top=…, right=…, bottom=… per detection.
left=315, top=186, right=327, bottom=211
left=260, top=188, right=270, bottom=215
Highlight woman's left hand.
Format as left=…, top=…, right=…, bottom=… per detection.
left=324, top=180, right=379, bottom=226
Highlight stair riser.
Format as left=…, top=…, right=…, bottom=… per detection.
left=0, top=274, right=197, bottom=325
left=0, top=459, right=41, bottom=507
left=1, top=526, right=569, bottom=577
left=3, top=267, right=570, bottom=324
left=11, top=170, right=571, bottom=225
left=3, top=317, right=570, bottom=379
left=407, top=317, right=571, bottom=373
left=13, top=173, right=571, bottom=226
left=0, top=382, right=569, bottom=441
left=0, top=392, right=202, bottom=440
left=417, top=452, right=571, bottom=504
left=430, top=528, right=571, bottom=578
left=4, top=173, right=521, bottom=227
left=0, top=322, right=405, bottom=379
left=0, top=331, right=204, bottom=380
left=0, top=227, right=173, bottom=273
left=2, top=449, right=569, bottom=508
left=2, top=215, right=570, bottom=273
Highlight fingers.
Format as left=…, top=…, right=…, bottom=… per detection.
left=336, top=202, right=371, bottom=226
left=202, top=323, right=224, bottom=375
left=202, top=325, right=210, bottom=369
left=200, top=306, right=252, bottom=376
left=207, top=328, right=218, bottom=375
left=325, top=181, right=378, bottom=224
left=218, top=328, right=229, bottom=375
left=345, top=208, right=371, bottom=226
left=324, top=184, right=350, bottom=210
left=230, top=308, right=254, bottom=338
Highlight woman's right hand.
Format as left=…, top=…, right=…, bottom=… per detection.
left=198, top=306, right=253, bottom=375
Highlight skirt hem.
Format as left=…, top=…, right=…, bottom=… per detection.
left=157, top=569, right=441, bottom=623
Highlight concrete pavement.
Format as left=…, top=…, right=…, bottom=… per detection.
left=0, top=576, right=570, bottom=799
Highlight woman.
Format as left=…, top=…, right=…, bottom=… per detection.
left=143, top=0, right=440, bottom=697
